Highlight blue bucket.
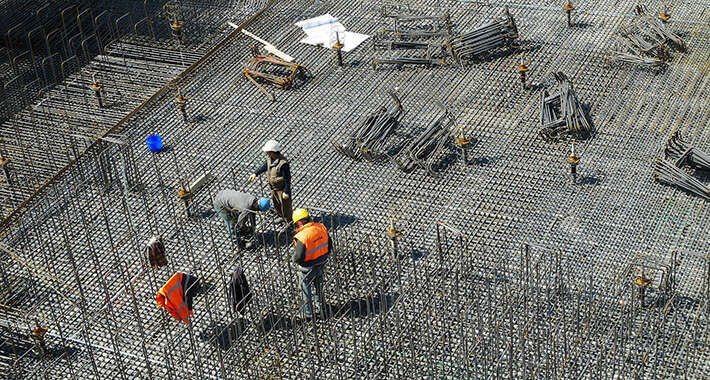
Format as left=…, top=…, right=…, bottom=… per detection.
left=146, top=135, right=163, bottom=152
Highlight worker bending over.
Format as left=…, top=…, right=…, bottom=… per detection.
left=250, top=140, right=292, bottom=224
left=292, top=208, right=331, bottom=319
left=213, top=189, right=270, bottom=248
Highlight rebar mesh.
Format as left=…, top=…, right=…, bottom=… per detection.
left=0, top=0, right=709, bottom=378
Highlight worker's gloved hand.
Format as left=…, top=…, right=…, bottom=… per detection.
left=249, top=174, right=256, bottom=183
left=282, top=193, right=290, bottom=200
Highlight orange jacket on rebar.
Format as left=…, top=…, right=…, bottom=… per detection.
left=157, top=272, right=193, bottom=324
left=293, top=222, right=329, bottom=266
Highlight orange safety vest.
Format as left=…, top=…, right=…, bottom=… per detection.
left=156, top=273, right=193, bottom=324
left=293, top=222, right=329, bottom=264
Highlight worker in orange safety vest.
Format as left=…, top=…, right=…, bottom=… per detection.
left=291, top=208, right=331, bottom=319
left=157, top=272, right=200, bottom=324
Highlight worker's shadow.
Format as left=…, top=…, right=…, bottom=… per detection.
left=37, top=345, right=78, bottom=359
left=202, top=319, right=249, bottom=350
left=326, top=292, right=400, bottom=319
left=258, top=313, right=295, bottom=332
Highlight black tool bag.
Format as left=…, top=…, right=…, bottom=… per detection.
left=147, top=235, right=167, bottom=269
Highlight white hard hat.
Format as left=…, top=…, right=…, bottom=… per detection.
left=262, top=139, right=281, bottom=152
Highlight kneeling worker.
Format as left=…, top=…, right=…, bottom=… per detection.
left=213, top=189, right=270, bottom=248
left=292, top=208, right=331, bottom=319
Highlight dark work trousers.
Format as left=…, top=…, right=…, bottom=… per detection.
left=271, top=189, right=292, bottom=222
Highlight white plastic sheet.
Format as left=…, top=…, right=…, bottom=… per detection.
left=295, top=14, right=370, bottom=52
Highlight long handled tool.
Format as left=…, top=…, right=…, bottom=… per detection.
left=229, top=22, right=295, bottom=62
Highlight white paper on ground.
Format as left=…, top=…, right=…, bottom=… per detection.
left=295, top=14, right=370, bottom=52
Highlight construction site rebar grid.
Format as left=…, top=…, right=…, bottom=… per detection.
left=1, top=0, right=710, bottom=378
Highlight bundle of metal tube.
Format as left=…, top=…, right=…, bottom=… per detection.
left=373, top=12, right=449, bottom=69
left=373, top=38, right=432, bottom=51
left=655, top=130, right=710, bottom=200
left=610, top=4, right=685, bottom=68
left=539, top=72, right=592, bottom=142
left=610, top=40, right=664, bottom=67
left=634, top=4, right=685, bottom=50
left=332, top=91, right=404, bottom=161
left=664, top=130, right=710, bottom=169
left=384, top=12, right=452, bottom=40
left=372, top=55, right=434, bottom=69
left=391, top=104, right=455, bottom=174
left=447, top=6, right=519, bottom=65
left=655, top=159, right=710, bottom=200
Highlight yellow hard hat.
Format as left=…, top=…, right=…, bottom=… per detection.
left=292, top=208, right=309, bottom=223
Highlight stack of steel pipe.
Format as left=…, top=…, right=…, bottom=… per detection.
left=332, top=91, right=404, bottom=161
left=372, top=12, right=451, bottom=69
left=610, top=4, right=685, bottom=68
left=654, top=130, right=710, bottom=200
left=539, top=72, right=592, bottom=142
left=446, top=6, right=519, bottom=66
left=391, top=103, right=456, bottom=175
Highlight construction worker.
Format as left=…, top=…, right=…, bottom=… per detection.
left=213, top=190, right=270, bottom=248
left=157, top=272, right=200, bottom=324
left=291, top=208, right=331, bottom=319
left=249, top=140, right=292, bottom=224
left=29, top=326, right=49, bottom=358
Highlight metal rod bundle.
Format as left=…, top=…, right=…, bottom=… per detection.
left=373, top=38, right=432, bottom=51
left=539, top=72, right=592, bottom=142
left=655, top=130, right=710, bottom=200
left=384, top=12, right=452, bottom=40
left=609, top=39, right=664, bottom=67
left=610, top=4, right=685, bottom=68
left=391, top=104, right=456, bottom=175
left=243, top=47, right=312, bottom=101
left=664, top=130, right=710, bottom=169
left=446, top=6, right=519, bottom=66
left=373, top=12, right=449, bottom=70
left=372, top=55, right=435, bottom=70
left=371, top=40, right=441, bottom=70
left=655, top=159, right=710, bottom=200
left=332, top=91, right=404, bottom=161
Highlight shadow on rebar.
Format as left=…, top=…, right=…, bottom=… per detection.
left=202, top=319, right=249, bottom=350
left=326, top=292, right=400, bottom=319
left=579, top=170, right=606, bottom=186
